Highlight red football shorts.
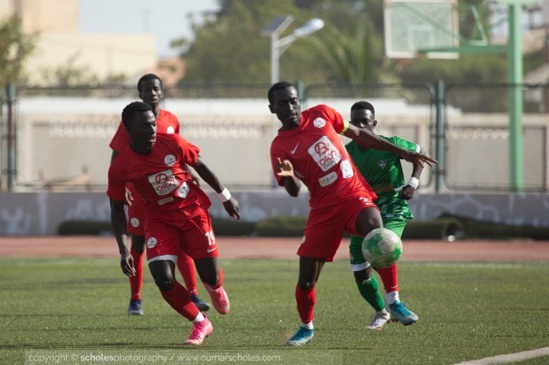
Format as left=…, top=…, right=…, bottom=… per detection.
left=144, top=209, right=218, bottom=263
left=125, top=200, right=146, bottom=236
left=297, top=193, right=378, bottom=262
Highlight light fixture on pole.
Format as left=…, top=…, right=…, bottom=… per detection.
left=261, top=15, right=324, bottom=84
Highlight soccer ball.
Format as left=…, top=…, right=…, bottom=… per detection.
left=361, top=228, right=403, bottom=268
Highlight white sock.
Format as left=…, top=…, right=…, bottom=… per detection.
left=386, top=291, right=399, bottom=305
left=301, top=321, right=313, bottom=330
left=192, top=312, right=205, bottom=323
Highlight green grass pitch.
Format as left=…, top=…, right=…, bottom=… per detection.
left=1, top=258, right=548, bottom=364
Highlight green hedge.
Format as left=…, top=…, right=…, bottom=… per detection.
left=255, top=216, right=307, bottom=237
left=57, top=214, right=549, bottom=240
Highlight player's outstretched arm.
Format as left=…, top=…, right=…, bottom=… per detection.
left=192, top=156, right=240, bottom=220
left=110, top=198, right=135, bottom=277
left=276, top=157, right=301, bottom=197
left=398, top=147, right=425, bottom=200
left=343, top=124, right=437, bottom=168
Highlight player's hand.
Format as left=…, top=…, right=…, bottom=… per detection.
left=402, top=151, right=437, bottom=168
left=398, top=185, right=416, bottom=200
left=120, top=252, right=136, bottom=277
left=125, top=187, right=134, bottom=206
left=223, top=197, right=240, bottom=220
left=276, top=158, right=294, bottom=177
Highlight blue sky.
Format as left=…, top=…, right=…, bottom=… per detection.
left=79, top=0, right=220, bottom=58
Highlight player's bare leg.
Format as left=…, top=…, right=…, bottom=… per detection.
left=194, top=257, right=230, bottom=315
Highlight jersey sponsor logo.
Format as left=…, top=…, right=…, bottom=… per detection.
left=146, top=237, right=157, bottom=249
left=148, top=169, right=179, bottom=196
left=207, top=246, right=217, bottom=253
left=313, top=117, right=326, bottom=128
left=130, top=217, right=140, bottom=228
left=318, top=171, right=337, bottom=187
left=157, top=197, right=174, bottom=205
left=308, top=136, right=342, bottom=171
left=340, top=159, right=354, bottom=178
left=166, top=126, right=175, bottom=134
left=290, top=142, right=300, bottom=154
left=164, top=154, right=176, bottom=167
left=378, top=159, right=387, bottom=169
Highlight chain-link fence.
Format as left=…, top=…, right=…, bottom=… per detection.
left=2, top=82, right=548, bottom=192
left=445, top=83, right=549, bottom=192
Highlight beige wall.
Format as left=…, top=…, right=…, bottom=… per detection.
left=27, top=32, right=157, bottom=84
left=0, top=0, right=78, bottom=32
left=0, top=0, right=158, bottom=85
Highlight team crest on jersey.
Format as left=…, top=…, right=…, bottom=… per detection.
left=313, top=118, right=326, bottom=128
left=130, top=217, right=140, bottom=228
left=378, top=159, right=387, bottom=169
left=147, top=237, right=157, bottom=249
left=308, top=136, right=342, bottom=171
left=166, top=126, right=175, bottom=134
left=164, top=154, right=176, bottom=167
left=176, top=181, right=190, bottom=198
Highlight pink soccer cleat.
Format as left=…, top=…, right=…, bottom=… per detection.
left=184, top=317, right=213, bottom=346
left=206, top=285, right=230, bottom=315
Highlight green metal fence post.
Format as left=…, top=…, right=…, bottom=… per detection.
left=507, top=2, right=525, bottom=192
left=435, top=80, right=445, bottom=193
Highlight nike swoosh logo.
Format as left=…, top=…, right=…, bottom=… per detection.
left=207, top=247, right=217, bottom=253
left=290, top=143, right=299, bottom=154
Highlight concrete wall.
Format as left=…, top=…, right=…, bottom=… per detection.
left=0, top=191, right=548, bottom=236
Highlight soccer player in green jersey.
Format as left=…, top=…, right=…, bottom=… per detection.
left=345, top=101, right=424, bottom=329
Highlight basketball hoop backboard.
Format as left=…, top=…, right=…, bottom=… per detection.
left=384, top=0, right=459, bottom=59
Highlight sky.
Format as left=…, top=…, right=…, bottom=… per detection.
left=79, top=0, right=220, bottom=58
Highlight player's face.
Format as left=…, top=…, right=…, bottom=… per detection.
left=127, top=110, right=157, bottom=155
left=139, top=79, right=163, bottom=108
left=269, top=86, right=301, bottom=129
left=350, top=109, right=376, bottom=131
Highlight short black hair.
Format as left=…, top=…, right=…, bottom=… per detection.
left=268, top=81, right=295, bottom=104
left=351, top=101, right=375, bottom=116
left=121, top=101, right=152, bottom=127
left=137, top=73, right=162, bottom=93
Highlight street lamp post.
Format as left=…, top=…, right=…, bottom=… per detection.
left=261, top=15, right=324, bottom=84
left=261, top=15, right=324, bottom=188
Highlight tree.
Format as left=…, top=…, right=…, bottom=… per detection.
left=173, top=0, right=326, bottom=84
left=0, top=16, right=36, bottom=90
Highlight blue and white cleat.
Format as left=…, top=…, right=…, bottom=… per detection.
left=286, top=326, right=314, bottom=347
left=389, top=301, right=418, bottom=325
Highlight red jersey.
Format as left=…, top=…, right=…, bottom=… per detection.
left=110, top=109, right=181, bottom=208
left=107, top=134, right=211, bottom=219
left=270, top=104, right=377, bottom=209
left=109, top=109, right=180, bottom=153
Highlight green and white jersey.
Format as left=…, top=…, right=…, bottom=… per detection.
left=345, top=135, right=419, bottom=222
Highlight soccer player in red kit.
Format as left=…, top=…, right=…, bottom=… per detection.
left=268, top=82, right=437, bottom=346
left=110, top=74, right=209, bottom=316
left=108, top=101, right=239, bottom=346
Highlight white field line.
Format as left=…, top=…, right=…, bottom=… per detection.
left=453, top=347, right=549, bottom=364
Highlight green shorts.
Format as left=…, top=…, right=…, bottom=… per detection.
left=349, top=219, right=407, bottom=269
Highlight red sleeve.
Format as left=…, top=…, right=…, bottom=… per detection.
left=175, top=134, right=200, bottom=165
left=106, top=159, right=127, bottom=201
left=318, top=104, right=345, bottom=134
left=169, top=112, right=181, bottom=134
left=109, top=121, right=130, bottom=152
